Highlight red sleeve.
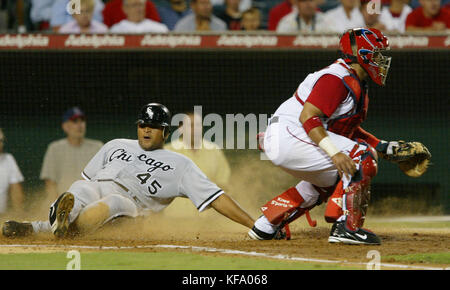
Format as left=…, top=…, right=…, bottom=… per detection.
left=146, top=1, right=161, bottom=23
left=267, top=7, right=279, bottom=31
left=351, top=126, right=380, bottom=148
left=102, top=0, right=125, bottom=27
left=306, top=74, right=348, bottom=117
left=267, top=1, right=292, bottom=31
left=443, top=8, right=450, bottom=28
left=405, top=8, right=420, bottom=28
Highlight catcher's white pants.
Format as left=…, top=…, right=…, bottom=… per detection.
left=67, top=180, right=139, bottom=225
left=263, top=116, right=366, bottom=206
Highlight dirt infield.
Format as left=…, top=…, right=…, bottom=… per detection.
left=1, top=211, right=449, bottom=269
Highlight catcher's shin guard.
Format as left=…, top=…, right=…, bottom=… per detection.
left=261, top=187, right=306, bottom=225
left=325, top=144, right=378, bottom=231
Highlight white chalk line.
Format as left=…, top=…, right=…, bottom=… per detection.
left=1, top=243, right=449, bottom=270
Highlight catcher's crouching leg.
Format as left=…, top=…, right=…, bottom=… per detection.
left=248, top=182, right=329, bottom=240
left=327, top=144, right=381, bottom=245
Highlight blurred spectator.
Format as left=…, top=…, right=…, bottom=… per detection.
left=0, top=0, right=33, bottom=33
left=165, top=112, right=231, bottom=188
left=210, top=0, right=251, bottom=12
left=30, top=0, right=55, bottom=30
left=322, top=0, right=365, bottom=33
left=50, top=0, right=104, bottom=32
left=241, top=7, right=262, bottom=30
left=0, top=1, right=7, bottom=33
left=277, top=0, right=327, bottom=32
left=360, top=0, right=386, bottom=30
left=40, top=107, right=103, bottom=202
left=174, top=0, right=226, bottom=31
left=214, top=0, right=242, bottom=30
left=267, top=0, right=296, bottom=31
left=58, top=0, right=108, bottom=33
left=406, top=0, right=450, bottom=31
left=110, top=0, right=169, bottom=33
left=164, top=112, right=231, bottom=218
left=0, top=128, right=25, bottom=215
left=103, top=0, right=161, bottom=28
left=379, top=0, right=412, bottom=33
left=157, top=0, right=191, bottom=30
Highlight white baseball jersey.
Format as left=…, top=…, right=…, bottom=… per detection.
left=274, top=59, right=356, bottom=127
left=322, top=6, right=365, bottom=33
left=263, top=59, right=367, bottom=186
left=0, top=153, right=24, bottom=213
left=81, top=139, right=224, bottom=212
left=379, top=5, right=412, bottom=33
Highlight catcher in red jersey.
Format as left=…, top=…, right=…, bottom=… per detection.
left=249, top=28, right=431, bottom=245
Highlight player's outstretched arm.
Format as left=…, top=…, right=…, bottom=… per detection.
left=210, top=193, right=255, bottom=229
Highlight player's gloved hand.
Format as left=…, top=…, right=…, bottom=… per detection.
left=375, top=140, right=400, bottom=158
left=376, top=140, right=431, bottom=177
left=331, top=152, right=357, bottom=179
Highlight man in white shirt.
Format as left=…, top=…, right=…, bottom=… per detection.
left=323, top=0, right=365, bottom=33
left=379, top=0, right=412, bottom=33
left=58, top=0, right=108, bottom=33
left=40, top=107, right=103, bottom=203
left=277, top=0, right=327, bottom=33
left=110, top=0, right=169, bottom=33
left=0, top=128, right=25, bottom=216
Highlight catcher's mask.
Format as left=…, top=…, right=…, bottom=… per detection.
left=136, top=103, right=172, bottom=137
left=339, top=28, right=391, bottom=86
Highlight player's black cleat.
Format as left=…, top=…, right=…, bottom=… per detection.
left=328, top=220, right=381, bottom=245
left=2, top=221, right=33, bottom=238
left=248, top=225, right=288, bottom=240
left=49, top=192, right=75, bottom=238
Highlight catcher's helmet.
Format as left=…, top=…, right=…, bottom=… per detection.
left=339, top=28, right=391, bottom=86
left=136, top=103, right=171, bottom=134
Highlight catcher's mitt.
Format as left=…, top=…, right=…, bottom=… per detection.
left=378, top=141, right=431, bottom=178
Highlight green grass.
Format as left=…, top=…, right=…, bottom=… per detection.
left=0, top=251, right=362, bottom=270
left=383, top=252, right=450, bottom=265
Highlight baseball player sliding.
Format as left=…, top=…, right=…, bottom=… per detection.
left=3, top=103, right=255, bottom=238
left=249, top=28, right=431, bottom=245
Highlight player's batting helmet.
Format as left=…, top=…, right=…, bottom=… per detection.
left=339, top=28, right=391, bottom=86
left=137, top=103, right=172, bottom=135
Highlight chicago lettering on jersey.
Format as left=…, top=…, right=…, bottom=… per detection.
left=109, top=149, right=133, bottom=162
left=138, top=154, right=174, bottom=173
left=108, top=149, right=175, bottom=173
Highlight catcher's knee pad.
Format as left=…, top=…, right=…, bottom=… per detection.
left=261, top=187, right=305, bottom=225
left=325, top=144, right=377, bottom=229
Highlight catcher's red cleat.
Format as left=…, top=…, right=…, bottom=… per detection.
left=283, top=224, right=291, bottom=240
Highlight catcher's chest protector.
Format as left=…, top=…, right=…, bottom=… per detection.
left=327, top=75, right=369, bottom=139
